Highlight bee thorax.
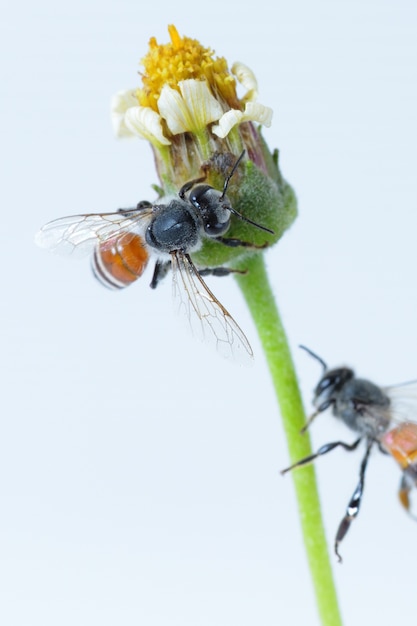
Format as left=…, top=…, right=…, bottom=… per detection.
left=145, top=200, right=200, bottom=253
left=333, top=378, right=391, bottom=436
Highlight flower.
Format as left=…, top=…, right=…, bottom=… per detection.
left=111, top=25, right=297, bottom=267
left=111, top=26, right=273, bottom=172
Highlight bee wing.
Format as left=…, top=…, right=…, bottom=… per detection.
left=35, top=207, right=153, bottom=259
left=383, top=380, right=417, bottom=425
left=171, top=251, right=253, bottom=364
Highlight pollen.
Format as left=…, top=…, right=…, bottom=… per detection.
left=138, top=25, right=240, bottom=112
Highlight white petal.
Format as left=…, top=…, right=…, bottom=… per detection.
left=231, top=62, right=259, bottom=98
left=178, top=80, right=224, bottom=129
left=111, top=89, right=139, bottom=138
left=212, top=102, right=273, bottom=138
left=157, top=85, right=188, bottom=134
left=125, top=106, right=171, bottom=145
left=212, top=109, right=244, bottom=138
left=158, top=79, right=223, bottom=135
left=243, top=101, right=273, bottom=127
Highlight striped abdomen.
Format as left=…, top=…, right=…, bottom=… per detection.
left=92, top=233, right=149, bottom=289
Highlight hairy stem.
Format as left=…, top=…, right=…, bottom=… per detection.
left=234, top=252, right=343, bottom=626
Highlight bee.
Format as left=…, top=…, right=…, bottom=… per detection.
left=35, top=151, right=272, bottom=362
left=281, top=345, right=417, bottom=561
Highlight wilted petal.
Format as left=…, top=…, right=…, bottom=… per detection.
left=211, top=109, right=244, bottom=138
left=212, top=101, right=273, bottom=138
left=125, top=106, right=171, bottom=145
left=244, top=101, right=273, bottom=127
left=232, top=62, right=258, bottom=101
left=111, top=89, right=139, bottom=138
left=158, top=79, right=223, bottom=135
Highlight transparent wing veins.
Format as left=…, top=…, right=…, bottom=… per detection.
left=35, top=208, right=153, bottom=258
left=171, top=251, right=253, bottom=363
left=383, top=380, right=417, bottom=426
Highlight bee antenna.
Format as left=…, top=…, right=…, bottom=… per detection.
left=299, top=345, right=327, bottom=373
left=228, top=207, right=274, bottom=234
left=219, top=150, right=274, bottom=235
left=219, top=150, right=246, bottom=201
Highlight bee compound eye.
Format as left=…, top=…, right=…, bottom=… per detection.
left=189, top=184, right=213, bottom=210
left=316, top=376, right=333, bottom=394
left=189, top=187, right=231, bottom=237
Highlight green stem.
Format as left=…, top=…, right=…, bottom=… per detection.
left=234, top=253, right=343, bottom=626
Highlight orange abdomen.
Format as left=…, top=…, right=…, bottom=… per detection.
left=381, top=422, right=417, bottom=470
left=93, top=233, right=149, bottom=289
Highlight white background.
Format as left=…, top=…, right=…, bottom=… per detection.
left=2, top=1, right=417, bottom=624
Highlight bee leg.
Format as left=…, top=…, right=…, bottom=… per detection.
left=300, top=409, right=321, bottom=434
left=300, top=399, right=337, bottom=434
left=117, top=201, right=152, bottom=216
left=334, top=441, right=373, bottom=562
left=197, top=267, right=247, bottom=278
left=215, top=236, right=270, bottom=250
left=376, top=441, right=389, bottom=455
left=281, top=438, right=362, bottom=475
left=398, top=475, right=412, bottom=513
left=150, top=260, right=171, bottom=289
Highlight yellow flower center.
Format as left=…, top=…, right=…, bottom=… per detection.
left=138, top=25, right=240, bottom=112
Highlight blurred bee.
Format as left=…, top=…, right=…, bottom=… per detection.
left=281, top=345, right=417, bottom=561
left=35, top=152, right=272, bottom=362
